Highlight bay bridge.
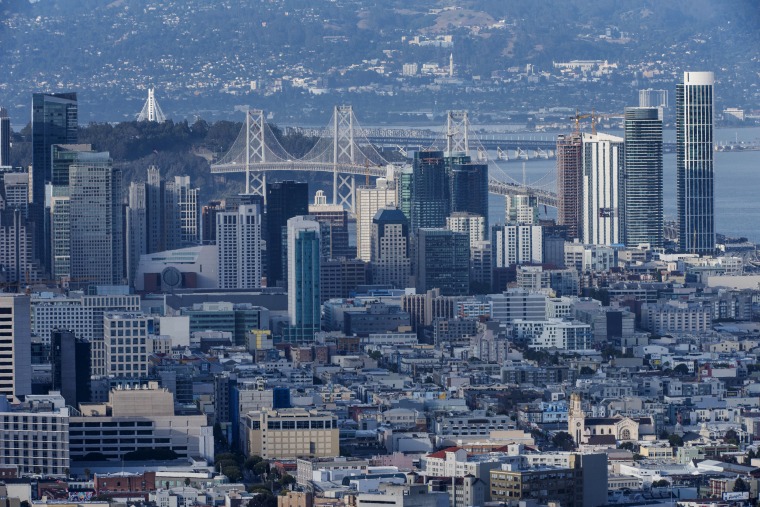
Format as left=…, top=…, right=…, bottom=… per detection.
left=211, top=106, right=559, bottom=212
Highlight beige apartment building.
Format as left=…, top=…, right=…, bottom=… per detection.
left=244, top=408, right=338, bottom=459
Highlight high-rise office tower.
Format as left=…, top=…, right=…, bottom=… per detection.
left=356, top=178, right=396, bottom=262
left=0, top=208, right=35, bottom=287
left=49, top=143, right=93, bottom=281
left=68, top=148, right=124, bottom=285
left=397, top=166, right=413, bottom=222
left=411, top=150, right=448, bottom=233
left=285, top=216, right=321, bottom=343
left=31, top=93, right=77, bottom=271
left=371, top=208, right=411, bottom=289
left=677, top=71, right=715, bottom=255
left=126, top=181, right=148, bottom=286
left=415, top=228, right=469, bottom=296
left=201, top=201, right=223, bottom=244
left=446, top=212, right=487, bottom=244
left=582, top=132, right=624, bottom=246
left=638, top=89, right=668, bottom=121
left=104, top=312, right=151, bottom=378
left=0, top=294, right=31, bottom=400
left=309, top=190, right=354, bottom=260
left=216, top=204, right=263, bottom=289
left=0, top=108, right=10, bottom=167
left=51, top=329, right=91, bottom=407
left=173, top=176, right=200, bottom=246
left=623, top=107, right=663, bottom=248
left=556, top=133, right=583, bottom=240
left=0, top=170, right=35, bottom=285
left=505, top=194, right=539, bottom=225
left=266, top=181, right=308, bottom=287
left=449, top=160, right=488, bottom=229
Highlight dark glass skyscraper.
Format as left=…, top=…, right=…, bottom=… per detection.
left=31, top=92, right=78, bottom=271
left=415, top=228, right=469, bottom=296
left=0, top=108, right=10, bottom=167
left=676, top=71, right=715, bottom=254
left=51, top=329, right=91, bottom=407
left=266, top=181, right=308, bottom=287
left=411, top=150, right=447, bottom=233
left=449, top=161, right=488, bottom=230
left=623, top=107, right=663, bottom=248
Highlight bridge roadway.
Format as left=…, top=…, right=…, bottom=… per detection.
left=367, top=135, right=677, bottom=152
left=210, top=161, right=559, bottom=208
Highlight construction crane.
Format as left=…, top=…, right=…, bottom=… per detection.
left=571, top=109, right=622, bottom=135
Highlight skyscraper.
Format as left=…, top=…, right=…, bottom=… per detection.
left=556, top=133, right=583, bottom=240
left=371, top=208, right=411, bottom=289
left=0, top=108, right=10, bottom=167
left=449, top=161, right=488, bottom=229
left=677, top=71, right=715, bottom=255
left=285, top=216, right=321, bottom=343
left=415, top=228, right=469, bottom=296
left=411, top=150, right=448, bottom=233
left=0, top=294, right=31, bottom=400
left=68, top=148, right=124, bottom=285
left=216, top=204, right=263, bottom=289
left=623, top=107, right=663, bottom=248
left=356, top=178, right=396, bottom=262
left=51, top=329, right=91, bottom=407
left=31, top=92, right=77, bottom=271
left=266, top=181, right=308, bottom=287
left=582, top=132, right=624, bottom=246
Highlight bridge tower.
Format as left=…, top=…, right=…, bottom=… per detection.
left=137, top=87, right=166, bottom=123
left=243, top=109, right=267, bottom=198
left=446, top=110, right=469, bottom=155
left=332, top=105, right=356, bottom=211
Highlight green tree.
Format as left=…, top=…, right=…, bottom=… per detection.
left=733, top=477, right=750, bottom=492
left=652, top=479, right=670, bottom=488
left=552, top=431, right=576, bottom=451
left=673, top=364, right=690, bottom=376
left=223, top=465, right=243, bottom=482
left=668, top=434, right=684, bottom=447
left=253, top=461, right=270, bottom=476
left=579, top=366, right=595, bottom=375
left=724, top=429, right=739, bottom=446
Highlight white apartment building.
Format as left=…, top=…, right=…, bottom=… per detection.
left=216, top=204, right=263, bottom=289
left=582, top=132, right=624, bottom=245
left=371, top=208, right=411, bottom=289
left=642, top=301, right=712, bottom=334
left=492, top=224, right=542, bottom=268
left=513, top=318, right=593, bottom=351
left=356, top=179, right=396, bottom=262
left=487, top=289, right=546, bottom=325
left=564, top=242, right=615, bottom=273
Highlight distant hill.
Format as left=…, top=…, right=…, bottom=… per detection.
left=1, top=0, right=757, bottom=123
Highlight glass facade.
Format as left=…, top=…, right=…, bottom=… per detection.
left=623, top=107, right=663, bottom=248
left=411, top=150, right=447, bottom=232
left=677, top=71, right=715, bottom=254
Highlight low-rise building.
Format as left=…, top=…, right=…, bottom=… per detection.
left=244, top=408, right=339, bottom=459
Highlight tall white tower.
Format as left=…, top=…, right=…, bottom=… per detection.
left=137, top=87, right=167, bottom=122
left=216, top=204, right=263, bottom=289
left=449, top=53, right=454, bottom=78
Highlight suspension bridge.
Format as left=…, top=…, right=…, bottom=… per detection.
left=210, top=106, right=558, bottom=212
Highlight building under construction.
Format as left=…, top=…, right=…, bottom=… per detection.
left=556, top=133, right=583, bottom=240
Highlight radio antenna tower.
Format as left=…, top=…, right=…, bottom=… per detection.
left=137, top=87, right=166, bottom=122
